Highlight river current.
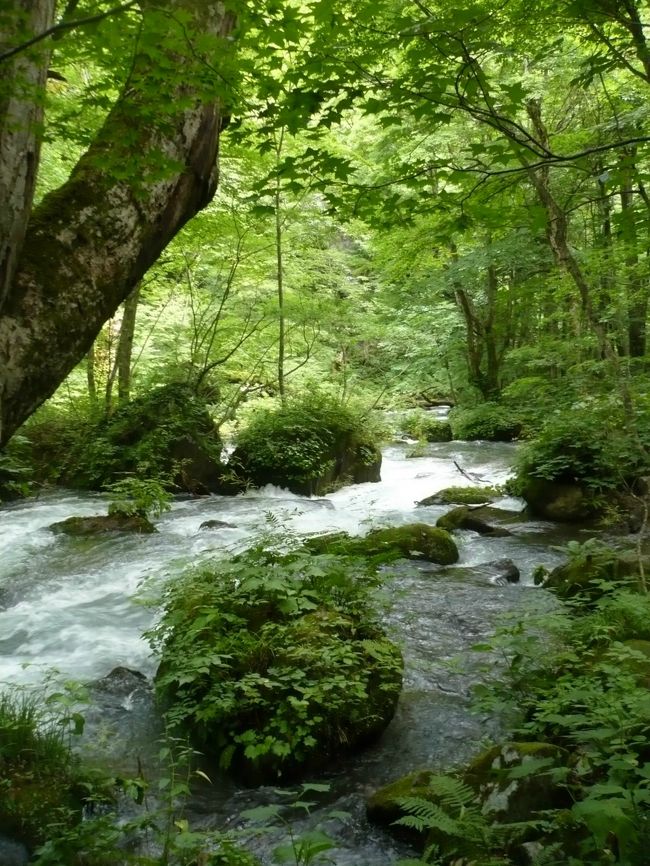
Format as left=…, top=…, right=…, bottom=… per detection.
left=0, top=433, right=586, bottom=864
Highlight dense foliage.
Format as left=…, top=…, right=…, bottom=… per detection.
left=149, top=544, right=403, bottom=782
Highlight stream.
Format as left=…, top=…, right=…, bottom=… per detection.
left=0, top=430, right=592, bottom=864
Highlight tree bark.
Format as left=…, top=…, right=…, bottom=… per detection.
left=0, top=0, right=55, bottom=309
left=0, top=1, right=237, bottom=447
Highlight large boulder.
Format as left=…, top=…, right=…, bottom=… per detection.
left=229, top=397, right=382, bottom=496
left=153, top=549, right=403, bottom=784
left=521, top=478, right=599, bottom=522
left=64, top=383, right=227, bottom=494
left=304, top=524, right=459, bottom=565
left=436, top=506, right=512, bottom=537
left=535, top=551, right=649, bottom=600
left=417, top=486, right=499, bottom=507
left=366, top=742, right=569, bottom=860
left=49, top=514, right=156, bottom=535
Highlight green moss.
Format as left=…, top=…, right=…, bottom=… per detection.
left=417, top=486, right=500, bottom=506
left=449, top=404, right=522, bottom=441
left=352, top=524, right=459, bottom=565
left=463, top=742, right=569, bottom=824
left=49, top=514, right=156, bottom=535
left=537, top=553, right=648, bottom=601
left=366, top=769, right=436, bottom=840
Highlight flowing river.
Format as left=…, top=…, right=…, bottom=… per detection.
left=0, top=431, right=590, bottom=864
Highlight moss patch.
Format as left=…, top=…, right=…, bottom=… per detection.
left=417, top=486, right=500, bottom=507
left=49, top=514, right=156, bottom=535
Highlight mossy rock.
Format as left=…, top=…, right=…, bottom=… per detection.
left=230, top=397, right=382, bottom=496
left=366, top=769, right=436, bottom=843
left=521, top=478, right=600, bottom=522
left=417, top=486, right=499, bottom=507
left=154, top=550, right=403, bottom=785
left=304, top=525, right=459, bottom=565
left=63, top=383, right=227, bottom=494
left=536, top=552, right=649, bottom=600
left=436, top=506, right=512, bottom=537
left=449, top=404, right=522, bottom=442
left=463, top=741, right=570, bottom=824
left=0, top=776, right=83, bottom=852
left=49, top=514, right=156, bottom=535
left=352, top=524, right=459, bottom=565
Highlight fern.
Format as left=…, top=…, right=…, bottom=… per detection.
left=395, top=774, right=488, bottom=843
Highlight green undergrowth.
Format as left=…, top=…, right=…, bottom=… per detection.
left=148, top=541, right=403, bottom=783
left=230, top=392, right=384, bottom=495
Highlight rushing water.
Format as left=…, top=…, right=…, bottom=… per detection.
left=0, top=434, right=588, bottom=864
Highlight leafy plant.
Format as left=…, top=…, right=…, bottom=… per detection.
left=105, top=477, right=172, bottom=519
left=148, top=543, right=403, bottom=781
left=232, top=391, right=382, bottom=494
left=449, top=404, right=522, bottom=442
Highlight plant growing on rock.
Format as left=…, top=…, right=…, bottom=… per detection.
left=230, top=392, right=383, bottom=495
left=148, top=544, right=403, bottom=782
left=105, top=478, right=172, bottom=520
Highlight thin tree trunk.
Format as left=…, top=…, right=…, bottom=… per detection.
left=86, top=344, right=97, bottom=409
left=116, top=282, right=140, bottom=404
left=275, top=129, right=286, bottom=405
left=0, top=1, right=237, bottom=447
left=619, top=148, right=646, bottom=357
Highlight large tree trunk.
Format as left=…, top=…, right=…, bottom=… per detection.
left=0, top=0, right=55, bottom=308
left=0, top=1, right=237, bottom=447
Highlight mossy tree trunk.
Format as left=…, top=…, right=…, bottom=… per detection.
left=0, top=0, right=237, bottom=447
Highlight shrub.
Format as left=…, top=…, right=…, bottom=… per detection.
left=65, top=383, right=224, bottom=492
left=515, top=412, right=646, bottom=492
left=449, top=403, right=522, bottom=441
left=231, top=393, right=382, bottom=495
left=402, top=411, right=453, bottom=442
left=149, top=545, right=403, bottom=782
left=105, top=478, right=172, bottom=519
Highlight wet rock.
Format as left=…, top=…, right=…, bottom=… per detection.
left=199, top=519, right=237, bottom=530
left=464, top=741, right=570, bottom=823
left=417, top=486, right=499, bottom=507
left=92, top=666, right=149, bottom=696
left=303, top=525, right=459, bottom=565
left=521, top=478, right=598, bottom=522
left=436, top=506, right=512, bottom=537
left=0, top=837, right=29, bottom=866
left=483, top=558, right=520, bottom=584
left=366, top=769, right=436, bottom=843
left=49, top=514, right=156, bottom=535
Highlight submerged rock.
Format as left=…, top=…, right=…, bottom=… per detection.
left=49, top=514, right=156, bottom=535
left=0, top=837, right=29, bottom=866
left=436, top=506, right=512, bottom=537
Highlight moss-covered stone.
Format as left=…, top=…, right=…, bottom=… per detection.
left=521, top=478, right=600, bottom=522
left=63, top=383, right=227, bottom=494
left=367, top=742, right=569, bottom=860
left=417, top=486, right=500, bottom=507
left=49, top=514, right=156, bottom=535
left=353, top=524, right=459, bottom=564
left=463, top=742, right=569, bottom=823
left=535, top=552, right=649, bottom=600
left=366, top=769, right=436, bottom=842
left=436, top=506, right=512, bottom=537
left=304, top=525, right=458, bottom=564
left=154, top=549, right=403, bottom=785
